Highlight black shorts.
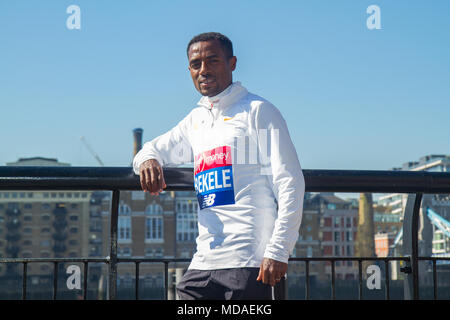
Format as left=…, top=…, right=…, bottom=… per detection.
left=176, top=267, right=273, bottom=300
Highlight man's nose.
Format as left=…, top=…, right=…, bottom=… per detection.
left=199, top=61, right=211, bottom=75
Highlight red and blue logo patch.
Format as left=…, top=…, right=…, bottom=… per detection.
left=194, top=146, right=235, bottom=209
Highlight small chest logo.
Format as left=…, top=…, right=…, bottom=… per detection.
left=204, top=194, right=216, bottom=207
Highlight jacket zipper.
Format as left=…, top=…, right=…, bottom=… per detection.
left=209, top=105, right=214, bottom=128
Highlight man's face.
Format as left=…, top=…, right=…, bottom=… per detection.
left=188, top=40, right=237, bottom=97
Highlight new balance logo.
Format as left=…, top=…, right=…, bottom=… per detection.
left=204, top=194, right=216, bottom=206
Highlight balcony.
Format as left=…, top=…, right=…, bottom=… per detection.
left=0, top=166, right=450, bottom=300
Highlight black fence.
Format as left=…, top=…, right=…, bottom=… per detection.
left=1, top=166, right=450, bottom=300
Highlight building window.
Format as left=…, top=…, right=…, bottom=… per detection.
left=145, top=202, right=163, bottom=215
left=145, top=202, right=163, bottom=241
left=41, top=227, right=51, bottom=234
left=117, top=200, right=131, bottom=239
left=42, top=203, right=51, bottom=210
left=346, top=217, right=352, bottom=228
left=346, top=231, right=353, bottom=241
left=90, top=218, right=102, bottom=232
left=176, top=200, right=198, bottom=214
left=145, top=247, right=154, bottom=257
left=24, top=227, right=32, bottom=234
left=69, top=215, right=78, bottom=221
left=176, top=199, right=198, bottom=242
left=119, top=247, right=131, bottom=257
left=146, top=217, right=163, bottom=241
left=24, top=203, right=32, bottom=210
left=119, top=202, right=131, bottom=215
left=334, top=246, right=340, bottom=256
left=155, top=247, right=163, bottom=258
left=40, top=240, right=50, bottom=247
left=179, top=249, right=190, bottom=258
left=346, top=245, right=352, bottom=256
left=41, top=214, right=51, bottom=221
left=334, top=231, right=341, bottom=242
left=118, top=216, right=131, bottom=241
left=334, top=216, right=340, bottom=228
left=70, top=227, right=78, bottom=234
left=23, top=215, right=33, bottom=222
left=177, top=213, right=198, bottom=242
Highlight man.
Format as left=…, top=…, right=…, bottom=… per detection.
left=133, top=32, right=305, bottom=300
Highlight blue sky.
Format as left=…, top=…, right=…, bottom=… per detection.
left=1, top=0, right=449, bottom=171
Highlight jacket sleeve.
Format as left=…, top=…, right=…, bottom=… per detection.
left=255, top=101, right=305, bottom=264
left=132, top=113, right=194, bottom=175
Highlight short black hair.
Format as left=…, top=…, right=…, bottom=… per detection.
left=187, top=32, right=234, bottom=58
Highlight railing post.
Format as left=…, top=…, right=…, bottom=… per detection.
left=22, top=262, right=27, bottom=300
left=305, top=260, right=310, bottom=300
left=164, top=261, right=169, bottom=300
left=108, top=190, right=120, bottom=300
left=402, top=193, right=422, bottom=300
left=83, top=262, right=88, bottom=300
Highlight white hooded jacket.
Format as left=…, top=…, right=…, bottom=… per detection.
left=133, top=82, right=305, bottom=270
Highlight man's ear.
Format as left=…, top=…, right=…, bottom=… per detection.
left=229, top=56, right=237, bottom=71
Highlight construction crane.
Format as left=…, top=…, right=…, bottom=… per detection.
left=80, top=136, right=105, bottom=166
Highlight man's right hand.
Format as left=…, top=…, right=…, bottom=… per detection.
left=139, top=159, right=167, bottom=195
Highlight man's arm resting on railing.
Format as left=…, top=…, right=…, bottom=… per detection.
left=133, top=113, right=193, bottom=195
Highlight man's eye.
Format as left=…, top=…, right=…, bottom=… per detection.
left=191, top=63, right=200, bottom=69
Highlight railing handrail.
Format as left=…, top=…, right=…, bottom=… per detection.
left=1, top=166, right=450, bottom=193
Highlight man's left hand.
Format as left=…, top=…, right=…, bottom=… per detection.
left=256, top=258, right=288, bottom=287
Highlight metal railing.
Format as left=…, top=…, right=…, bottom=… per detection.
left=1, top=166, right=450, bottom=300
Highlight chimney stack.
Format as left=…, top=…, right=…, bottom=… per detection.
left=133, top=128, right=143, bottom=157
